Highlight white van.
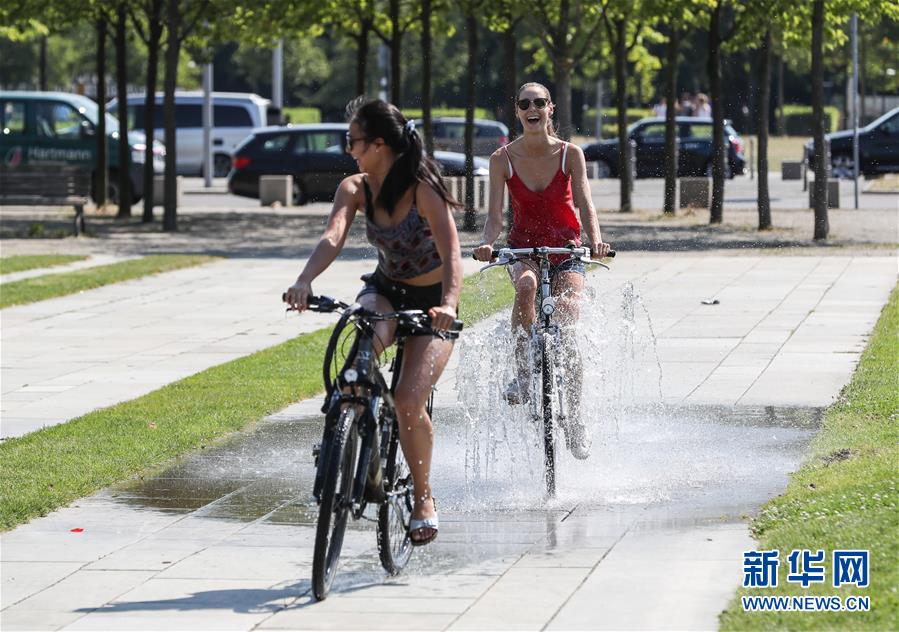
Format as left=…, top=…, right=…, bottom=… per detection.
left=107, top=92, right=270, bottom=176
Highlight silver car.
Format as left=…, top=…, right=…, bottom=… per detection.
left=413, top=117, right=509, bottom=156
left=108, top=92, right=270, bottom=177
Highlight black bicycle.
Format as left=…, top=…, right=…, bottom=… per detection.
left=479, top=246, right=614, bottom=496
left=284, top=294, right=462, bottom=600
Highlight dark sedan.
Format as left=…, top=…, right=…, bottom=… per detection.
left=804, top=107, right=899, bottom=177
left=227, top=123, right=489, bottom=205
left=582, top=117, right=745, bottom=179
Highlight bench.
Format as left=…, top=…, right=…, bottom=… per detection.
left=0, top=167, right=91, bottom=236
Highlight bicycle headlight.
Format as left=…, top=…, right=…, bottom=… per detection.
left=343, top=368, right=358, bottom=382
left=542, top=297, right=556, bottom=316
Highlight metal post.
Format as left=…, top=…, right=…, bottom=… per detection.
left=202, top=63, right=213, bottom=187
left=272, top=40, right=283, bottom=113
left=595, top=79, right=604, bottom=139
left=378, top=44, right=389, bottom=102
left=851, top=14, right=859, bottom=209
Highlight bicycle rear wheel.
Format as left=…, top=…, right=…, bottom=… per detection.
left=377, top=418, right=414, bottom=574
left=312, top=406, right=358, bottom=600
left=540, top=331, right=556, bottom=496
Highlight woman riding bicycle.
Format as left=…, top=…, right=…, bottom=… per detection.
left=285, top=98, right=463, bottom=546
left=473, top=81, right=611, bottom=460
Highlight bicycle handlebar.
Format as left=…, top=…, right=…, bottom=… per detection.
left=471, top=245, right=616, bottom=262
left=282, top=293, right=463, bottom=338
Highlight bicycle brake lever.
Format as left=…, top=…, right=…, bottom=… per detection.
left=479, top=257, right=513, bottom=273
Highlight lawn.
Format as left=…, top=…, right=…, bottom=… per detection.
left=0, top=254, right=218, bottom=309
left=0, top=254, right=87, bottom=275
left=720, top=286, right=899, bottom=630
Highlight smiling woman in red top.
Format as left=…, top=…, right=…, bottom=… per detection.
left=474, top=81, right=611, bottom=460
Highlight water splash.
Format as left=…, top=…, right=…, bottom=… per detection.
left=454, top=277, right=665, bottom=509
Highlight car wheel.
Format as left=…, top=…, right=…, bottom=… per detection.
left=213, top=154, right=232, bottom=178
left=292, top=180, right=308, bottom=206
left=594, top=159, right=612, bottom=178
left=831, top=154, right=854, bottom=179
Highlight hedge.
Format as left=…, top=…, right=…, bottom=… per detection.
left=403, top=107, right=494, bottom=121
left=776, top=104, right=841, bottom=135
left=282, top=107, right=321, bottom=124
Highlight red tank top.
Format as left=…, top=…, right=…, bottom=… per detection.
left=506, top=143, right=582, bottom=252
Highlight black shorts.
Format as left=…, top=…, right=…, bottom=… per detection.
left=357, top=268, right=443, bottom=313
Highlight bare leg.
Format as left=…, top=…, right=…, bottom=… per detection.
left=393, top=334, right=454, bottom=542
left=553, top=271, right=591, bottom=458
left=509, top=262, right=539, bottom=397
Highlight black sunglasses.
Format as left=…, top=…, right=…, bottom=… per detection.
left=345, top=132, right=368, bottom=152
left=517, top=97, right=549, bottom=111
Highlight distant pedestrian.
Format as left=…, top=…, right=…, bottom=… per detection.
left=695, top=93, right=711, bottom=118
left=678, top=92, right=694, bottom=116
left=652, top=98, right=667, bottom=118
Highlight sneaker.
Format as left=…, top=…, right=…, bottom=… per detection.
left=503, top=378, right=530, bottom=405
left=563, top=418, right=592, bottom=460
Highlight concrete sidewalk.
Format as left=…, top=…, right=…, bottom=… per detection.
left=1, top=252, right=895, bottom=630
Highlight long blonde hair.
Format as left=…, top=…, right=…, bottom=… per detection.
left=516, top=82, right=557, bottom=137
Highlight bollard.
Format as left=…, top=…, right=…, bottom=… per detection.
left=782, top=160, right=803, bottom=180
left=808, top=178, right=840, bottom=209
left=679, top=177, right=710, bottom=208
left=260, top=175, right=293, bottom=206
left=153, top=175, right=182, bottom=207
left=476, top=177, right=487, bottom=209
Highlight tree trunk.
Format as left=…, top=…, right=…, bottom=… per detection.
left=663, top=27, right=679, bottom=215
left=389, top=0, right=401, bottom=105
left=463, top=10, right=478, bottom=232
left=39, top=35, right=48, bottom=90
left=614, top=18, right=631, bottom=213
left=707, top=2, right=725, bottom=224
left=115, top=3, right=132, bottom=217
left=554, top=0, right=572, bottom=139
left=355, top=22, right=369, bottom=96
left=757, top=29, right=772, bottom=230
left=141, top=1, right=163, bottom=223
left=811, top=0, right=828, bottom=240
left=96, top=17, right=108, bottom=209
left=421, top=0, right=433, bottom=155
left=163, top=0, right=180, bottom=232
left=776, top=55, right=785, bottom=135
left=503, top=22, right=517, bottom=141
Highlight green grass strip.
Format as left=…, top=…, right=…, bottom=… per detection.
left=0, top=255, right=219, bottom=309
left=0, top=254, right=88, bottom=275
left=0, top=266, right=513, bottom=530
left=720, top=285, right=899, bottom=631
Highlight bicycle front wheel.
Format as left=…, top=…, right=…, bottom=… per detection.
left=540, top=331, right=556, bottom=497
left=312, top=406, right=358, bottom=600
left=377, top=419, right=414, bottom=574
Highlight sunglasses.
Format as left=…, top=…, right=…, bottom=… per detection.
left=345, top=132, right=368, bottom=153
left=517, top=97, right=549, bottom=111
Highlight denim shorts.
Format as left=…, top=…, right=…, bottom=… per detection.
left=509, top=252, right=586, bottom=279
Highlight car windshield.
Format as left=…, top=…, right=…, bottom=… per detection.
left=77, top=98, right=120, bottom=132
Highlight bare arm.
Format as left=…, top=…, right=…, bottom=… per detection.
left=568, top=145, right=611, bottom=258
left=417, top=182, right=463, bottom=330
left=473, top=149, right=510, bottom=261
left=285, top=176, right=361, bottom=310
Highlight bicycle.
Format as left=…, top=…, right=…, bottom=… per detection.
left=283, top=293, right=463, bottom=600
left=478, top=245, right=615, bottom=497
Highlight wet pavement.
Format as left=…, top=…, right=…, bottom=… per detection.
left=2, top=251, right=896, bottom=629
left=1, top=402, right=819, bottom=630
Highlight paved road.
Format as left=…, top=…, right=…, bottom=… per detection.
left=2, top=252, right=895, bottom=630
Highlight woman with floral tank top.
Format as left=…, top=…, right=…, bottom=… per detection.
left=473, top=82, right=612, bottom=460
left=285, top=98, right=463, bottom=546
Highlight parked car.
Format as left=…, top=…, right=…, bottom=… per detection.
left=412, top=117, right=509, bottom=156
left=804, top=106, right=899, bottom=177
left=582, top=116, right=745, bottom=179
left=227, top=123, right=489, bottom=205
left=108, top=91, right=270, bottom=177
left=0, top=90, right=164, bottom=205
